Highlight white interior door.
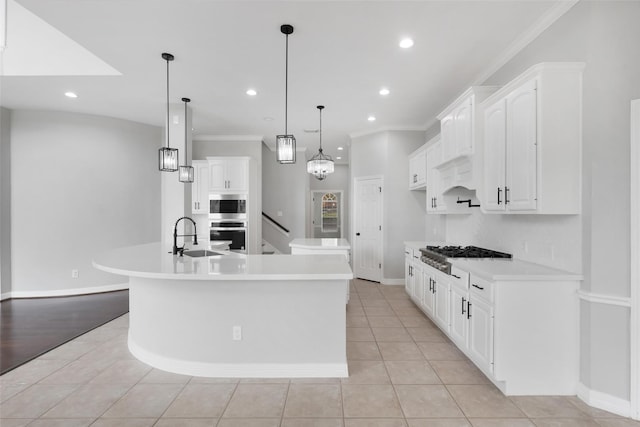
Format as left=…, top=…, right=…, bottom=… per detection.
left=353, top=177, right=382, bottom=282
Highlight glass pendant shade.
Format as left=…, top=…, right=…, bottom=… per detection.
left=307, top=105, right=334, bottom=180
left=159, top=52, right=178, bottom=172
left=159, top=147, right=179, bottom=172
left=179, top=165, right=194, bottom=182
left=307, top=151, right=334, bottom=180
left=276, top=135, right=296, bottom=164
left=178, top=97, right=194, bottom=183
left=277, top=24, right=296, bottom=164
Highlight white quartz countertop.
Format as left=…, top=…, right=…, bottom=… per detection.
left=451, top=259, right=582, bottom=282
left=93, top=242, right=353, bottom=281
left=403, top=242, right=581, bottom=281
left=289, top=238, right=351, bottom=250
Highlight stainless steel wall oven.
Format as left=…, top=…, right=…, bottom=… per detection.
left=210, top=220, right=247, bottom=253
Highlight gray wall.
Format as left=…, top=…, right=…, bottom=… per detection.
left=437, top=1, right=640, bottom=401
left=193, top=139, right=263, bottom=254
left=309, top=163, right=350, bottom=240
left=261, top=144, right=308, bottom=253
left=0, top=108, right=11, bottom=298
left=351, top=130, right=426, bottom=282
left=10, top=110, right=162, bottom=294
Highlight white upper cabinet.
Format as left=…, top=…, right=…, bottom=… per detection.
left=192, top=160, right=209, bottom=214
left=426, top=139, right=444, bottom=213
left=408, top=146, right=427, bottom=189
left=208, top=157, right=249, bottom=193
left=437, top=87, right=499, bottom=169
left=440, top=116, right=455, bottom=162
left=453, top=99, right=472, bottom=156
left=505, top=79, right=538, bottom=211
left=481, top=62, right=584, bottom=214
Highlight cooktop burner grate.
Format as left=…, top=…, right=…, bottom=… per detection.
left=418, top=245, right=512, bottom=275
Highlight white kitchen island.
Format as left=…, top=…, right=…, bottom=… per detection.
left=93, top=242, right=353, bottom=378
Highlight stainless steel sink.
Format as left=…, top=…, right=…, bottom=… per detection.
left=183, top=249, right=225, bottom=257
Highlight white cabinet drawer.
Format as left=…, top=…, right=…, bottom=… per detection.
left=450, top=267, right=469, bottom=290
left=470, top=274, right=494, bottom=303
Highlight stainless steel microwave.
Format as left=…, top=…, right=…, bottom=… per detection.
left=209, top=194, right=247, bottom=220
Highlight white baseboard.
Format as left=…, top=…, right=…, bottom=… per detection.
left=6, top=283, right=129, bottom=299
left=0, top=292, right=11, bottom=301
left=577, top=382, right=632, bottom=418
left=381, top=279, right=404, bottom=286
left=129, top=338, right=348, bottom=378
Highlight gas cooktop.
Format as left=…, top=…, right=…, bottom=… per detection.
left=418, top=245, right=512, bottom=274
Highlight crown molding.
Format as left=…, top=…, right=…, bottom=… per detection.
left=471, top=0, right=580, bottom=86
left=348, top=125, right=427, bottom=140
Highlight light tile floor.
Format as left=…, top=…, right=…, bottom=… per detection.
left=1, top=279, right=639, bottom=427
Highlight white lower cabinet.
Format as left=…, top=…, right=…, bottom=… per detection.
left=404, top=254, right=580, bottom=396
left=421, top=269, right=435, bottom=317
left=433, top=277, right=449, bottom=331
left=449, top=282, right=469, bottom=348
left=468, top=296, right=494, bottom=372
left=419, top=267, right=449, bottom=333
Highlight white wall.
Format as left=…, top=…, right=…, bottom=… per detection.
left=0, top=107, right=11, bottom=298
left=432, top=0, right=640, bottom=403
left=309, top=163, right=350, bottom=239
left=351, top=130, right=426, bottom=282
left=193, top=138, right=262, bottom=254
left=261, top=144, right=308, bottom=254
left=10, top=110, right=162, bottom=295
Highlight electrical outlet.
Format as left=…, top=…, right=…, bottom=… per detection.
left=277, top=211, right=283, bottom=217
left=173, top=114, right=180, bottom=124
left=71, top=269, right=79, bottom=279
left=232, top=326, right=242, bottom=341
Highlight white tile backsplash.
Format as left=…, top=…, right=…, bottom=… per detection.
left=444, top=210, right=581, bottom=274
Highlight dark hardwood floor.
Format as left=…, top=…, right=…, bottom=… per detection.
left=0, top=290, right=129, bottom=375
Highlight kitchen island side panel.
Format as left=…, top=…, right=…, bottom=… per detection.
left=128, top=276, right=348, bottom=377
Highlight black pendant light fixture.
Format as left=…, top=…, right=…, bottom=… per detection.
left=178, top=97, right=194, bottom=183
left=159, top=52, right=178, bottom=172
left=276, top=24, right=296, bottom=164
left=307, top=105, right=334, bottom=181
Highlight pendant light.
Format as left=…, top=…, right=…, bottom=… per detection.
left=178, top=97, right=194, bottom=183
left=158, top=52, right=178, bottom=172
left=276, top=24, right=296, bottom=164
left=307, top=105, right=334, bottom=181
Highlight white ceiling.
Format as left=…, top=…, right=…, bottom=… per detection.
left=0, top=0, right=572, bottom=164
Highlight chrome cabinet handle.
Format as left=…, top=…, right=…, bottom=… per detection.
left=505, top=186, right=510, bottom=205
left=461, top=297, right=466, bottom=315
left=467, top=301, right=472, bottom=319
left=452, top=274, right=460, bottom=279
left=497, top=187, right=502, bottom=205
left=472, top=283, right=484, bottom=290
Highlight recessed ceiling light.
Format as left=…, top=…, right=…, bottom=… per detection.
left=336, top=156, right=342, bottom=160
left=64, top=92, right=78, bottom=98
left=399, top=38, right=414, bottom=49
left=337, top=146, right=344, bottom=151
left=368, top=115, right=376, bottom=122
left=379, top=88, right=390, bottom=96
left=246, top=89, right=257, bottom=96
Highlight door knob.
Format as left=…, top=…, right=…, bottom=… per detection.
left=356, top=233, right=361, bottom=236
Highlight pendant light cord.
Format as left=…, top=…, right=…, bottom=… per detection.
left=184, top=101, right=188, bottom=160
left=319, top=108, right=322, bottom=152
left=166, top=57, right=170, bottom=149
left=284, top=33, right=289, bottom=135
